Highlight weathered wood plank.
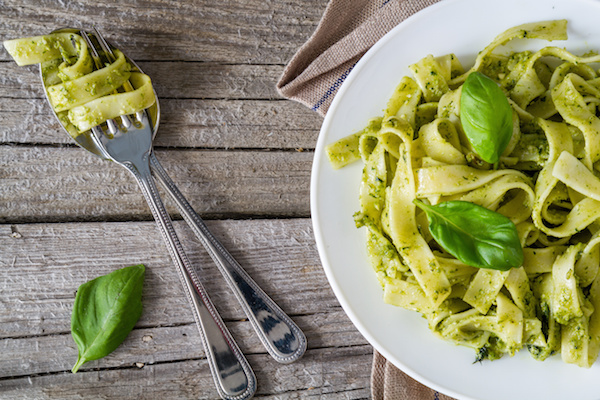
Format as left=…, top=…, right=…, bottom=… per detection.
left=0, top=219, right=372, bottom=398
left=0, top=59, right=322, bottom=149
left=0, top=312, right=367, bottom=378
left=1, top=32, right=323, bottom=151
left=0, top=97, right=321, bottom=149
left=0, top=146, right=313, bottom=222
left=0, top=346, right=372, bottom=400
left=0, top=220, right=346, bottom=336
left=0, top=62, right=286, bottom=100
left=0, top=0, right=378, bottom=397
left=0, top=0, right=327, bottom=64
left=154, top=98, right=320, bottom=149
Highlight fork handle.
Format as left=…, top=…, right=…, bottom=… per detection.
left=126, top=153, right=256, bottom=400
left=149, top=152, right=307, bottom=364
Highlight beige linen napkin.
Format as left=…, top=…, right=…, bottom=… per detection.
left=277, top=0, right=458, bottom=398
left=277, top=0, right=441, bottom=115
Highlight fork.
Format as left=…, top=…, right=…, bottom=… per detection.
left=77, top=29, right=306, bottom=399
left=78, top=30, right=255, bottom=400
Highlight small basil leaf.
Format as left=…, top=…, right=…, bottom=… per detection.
left=414, top=200, right=523, bottom=271
left=71, top=264, right=145, bottom=373
left=460, top=71, right=513, bottom=164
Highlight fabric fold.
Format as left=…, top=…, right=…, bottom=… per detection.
left=372, top=350, right=456, bottom=399
left=276, top=0, right=441, bottom=114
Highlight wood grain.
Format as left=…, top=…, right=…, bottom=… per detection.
left=0, top=220, right=372, bottom=398
left=0, top=220, right=337, bottom=337
left=0, top=146, right=313, bottom=222
left=1, top=62, right=285, bottom=99
left=0, top=0, right=328, bottom=64
left=0, top=66, right=322, bottom=149
left=0, top=347, right=372, bottom=400
left=0, top=0, right=376, bottom=398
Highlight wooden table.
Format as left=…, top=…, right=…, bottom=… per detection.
left=0, top=1, right=373, bottom=398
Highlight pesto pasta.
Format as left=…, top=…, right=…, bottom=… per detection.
left=3, top=32, right=155, bottom=136
left=326, top=20, right=600, bottom=367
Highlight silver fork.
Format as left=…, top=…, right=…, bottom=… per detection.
left=77, top=29, right=306, bottom=398
left=79, top=30, right=255, bottom=400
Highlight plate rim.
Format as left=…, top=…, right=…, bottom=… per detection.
left=310, top=0, right=600, bottom=399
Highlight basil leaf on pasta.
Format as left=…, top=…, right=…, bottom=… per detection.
left=460, top=71, right=513, bottom=164
left=414, top=199, right=523, bottom=271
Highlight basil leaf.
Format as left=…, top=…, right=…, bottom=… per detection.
left=71, top=264, right=145, bottom=373
left=414, top=200, right=523, bottom=271
left=460, top=71, right=513, bottom=164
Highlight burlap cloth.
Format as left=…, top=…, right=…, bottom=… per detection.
left=277, top=0, right=458, bottom=398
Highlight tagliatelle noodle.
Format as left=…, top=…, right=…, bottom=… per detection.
left=326, top=19, right=600, bottom=367
left=3, top=32, right=155, bottom=135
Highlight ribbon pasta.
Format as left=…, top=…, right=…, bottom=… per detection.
left=326, top=20, right=600, bottom=367
left=4, top=32, right=155, bottom=136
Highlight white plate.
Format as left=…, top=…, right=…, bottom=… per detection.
left=311, top=0, right=600, bottom=399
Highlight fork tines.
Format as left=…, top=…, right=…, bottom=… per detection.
left=79, top=28, right=140, bottom=136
